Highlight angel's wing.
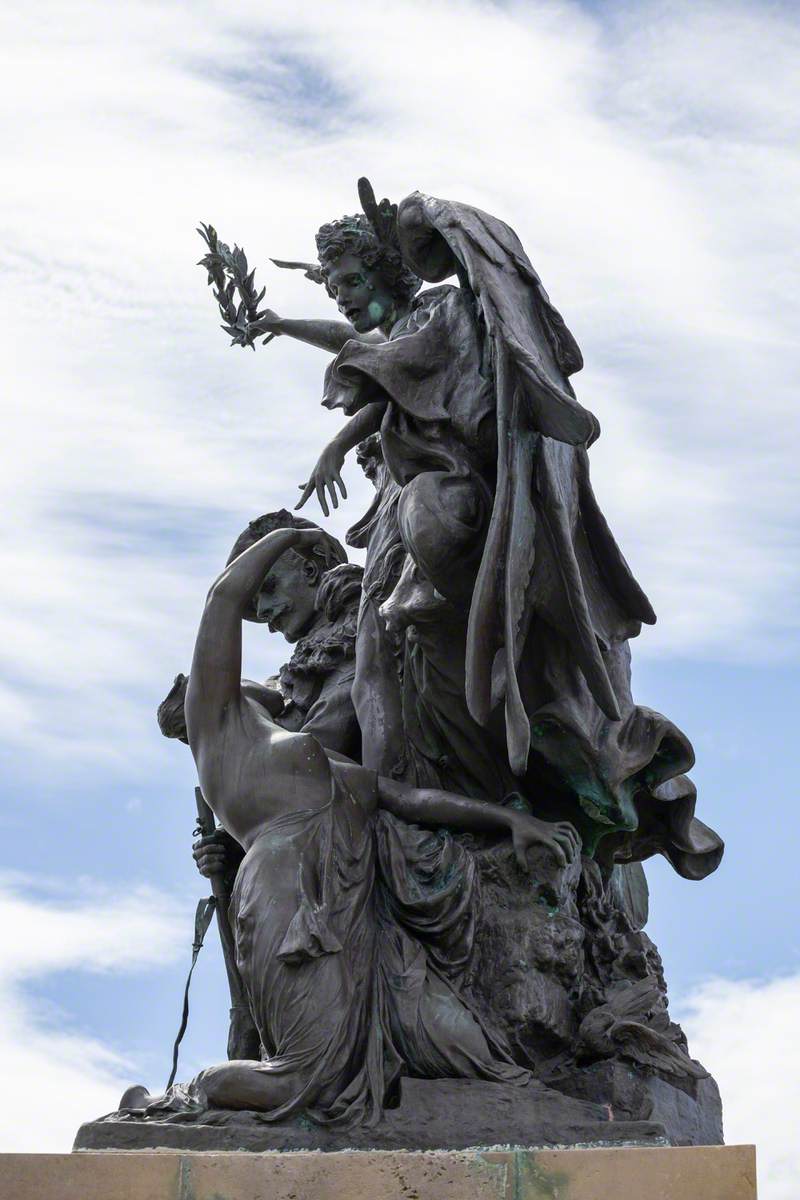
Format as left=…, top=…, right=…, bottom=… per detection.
left=270, top=258, right=325, bottom=286
left=394, top=192, right=614, bottom=772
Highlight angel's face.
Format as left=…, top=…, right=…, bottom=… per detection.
left=326, top=251, right=396, bottom=332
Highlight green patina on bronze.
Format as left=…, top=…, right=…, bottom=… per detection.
left=571, top=776, right=639, bottom=857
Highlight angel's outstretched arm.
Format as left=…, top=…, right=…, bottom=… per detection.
left=259, top=256, right=386, bottom=354
left=246, top=310, right=384, bottom=356
left=263, top=312, right=386, bottom=352
left=376, top=777, right=581, bottom=870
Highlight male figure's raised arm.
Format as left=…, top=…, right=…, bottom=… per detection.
left=185, top=528, right=313, bottom=741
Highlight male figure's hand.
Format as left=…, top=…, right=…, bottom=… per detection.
left=192, top=828, right=244, bottom=887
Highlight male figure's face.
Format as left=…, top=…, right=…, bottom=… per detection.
left=253, top=551, right=319, bottom=643
left=326, top=250, right=396, bottom=332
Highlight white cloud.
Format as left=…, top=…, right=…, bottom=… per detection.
left=1, top=9, right=793, bottom=1156
left=676, top=972, right=800, bottom=1200
left=0, top=874, right=185, bottom=1151
left=0, top=0, right=797, bottom=773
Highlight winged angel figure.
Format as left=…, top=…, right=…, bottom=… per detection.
left=204, top=180, right=723, bottom=884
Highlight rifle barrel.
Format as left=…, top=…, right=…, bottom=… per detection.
left=193, top=787, right=247, bottom=1008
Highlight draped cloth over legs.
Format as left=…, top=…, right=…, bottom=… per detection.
left=142, top=761, right=528, bottom=1127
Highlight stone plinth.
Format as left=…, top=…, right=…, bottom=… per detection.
left=0, top=1146, right=756, bottom=1200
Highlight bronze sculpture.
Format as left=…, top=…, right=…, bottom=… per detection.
left=79, top=179, right=726, bottom=1151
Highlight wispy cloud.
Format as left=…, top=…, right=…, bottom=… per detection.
left=0, top=1, right=797, bottom=757
left=0, top=874, right=184, bottom=1151
left=676, top=971, right=800, bottom=1200
left=0, top=5, right=794, bottom=1168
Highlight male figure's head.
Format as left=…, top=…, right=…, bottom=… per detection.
left=315, top=215, right=421, bottom=333
left=227, top=510, right=347, bottom=643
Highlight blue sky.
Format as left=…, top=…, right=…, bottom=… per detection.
left=1, top=0, right=798, bottom=1193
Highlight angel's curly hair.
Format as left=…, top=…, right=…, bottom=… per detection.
left=315, top=214, right=421, bottom=305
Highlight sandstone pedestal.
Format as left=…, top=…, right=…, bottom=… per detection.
left=0, top=1146, right=756, bottom=1199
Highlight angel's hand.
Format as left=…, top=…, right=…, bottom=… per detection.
left=296, top=441, right=347, bottom=518
left=508, top=810, right=581, bottom=872
left=241, top=308, right=282, bottom=346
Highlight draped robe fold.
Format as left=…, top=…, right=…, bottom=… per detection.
left=142, top=760, right=528, bottom=1127
left=322, top=193, right=723, bottom=881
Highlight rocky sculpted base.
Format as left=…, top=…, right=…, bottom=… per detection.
left=75, top=1074, right=722, bottom=1154
left=74, top=1076, right=666, bottom=1153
